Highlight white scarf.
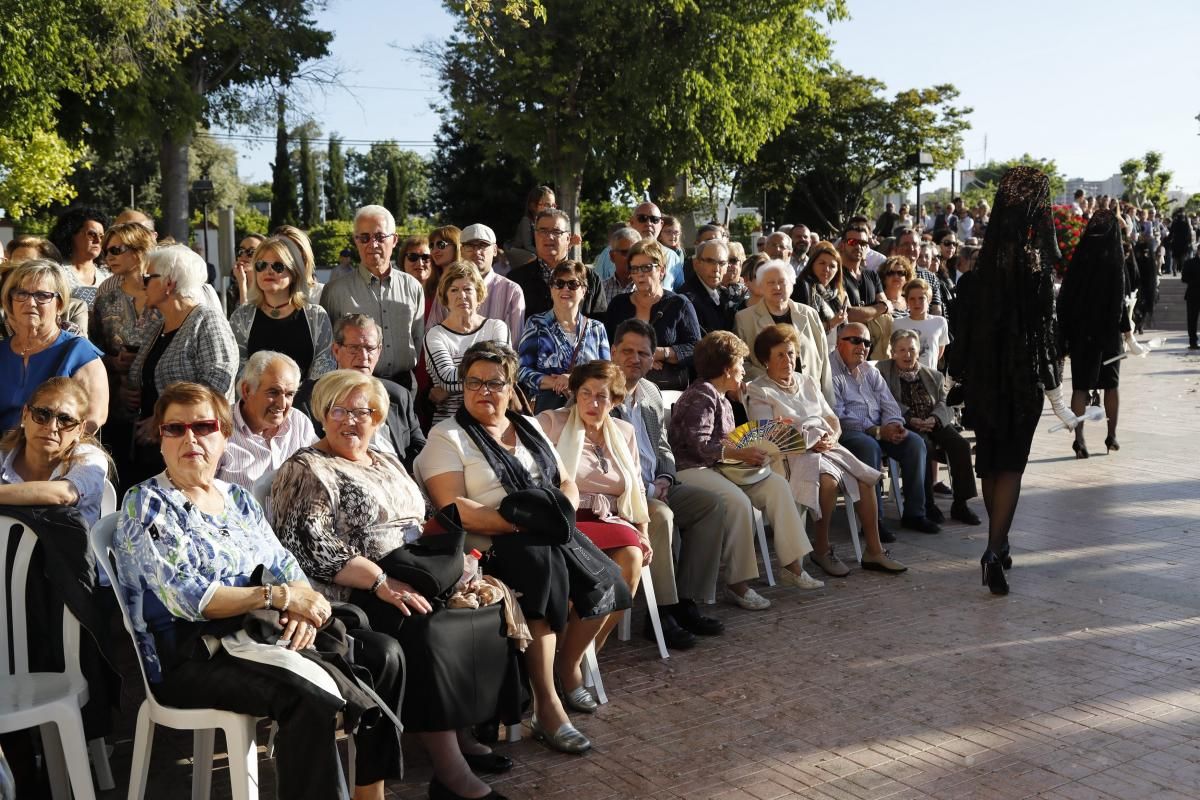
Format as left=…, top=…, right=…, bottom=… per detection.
left=558, top=406, right=649, bottom=525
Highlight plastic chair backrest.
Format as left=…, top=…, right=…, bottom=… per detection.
left=101, top=479, right=118, bottom=516
left=89, top=513, right=155, bottom=695
left=252, top=469, right=276, bottom=524
left=0, top=514, right=82, bottom=677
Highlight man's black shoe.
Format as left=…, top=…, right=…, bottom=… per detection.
left=874, top=523, right=897, bottom=543
left=950, top=501, right=981, bottom=525
left=925, top=504, right=945, bottom=524
left=647, top=611, right=696, bottom=650
left=901, top=515, right=941, bottom=534
left=670, top=599, right=724, bottom=636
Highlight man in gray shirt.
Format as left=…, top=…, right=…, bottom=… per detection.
left=320, top=205, right=424, bottom=389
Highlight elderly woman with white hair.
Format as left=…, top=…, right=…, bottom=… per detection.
left=733, top=258, right=832, bottom=401
left=229, top=234, right=335, bottom=380
left=125, top=245, right=238, bottom=478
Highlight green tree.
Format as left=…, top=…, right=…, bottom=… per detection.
left=738, top=69, right=971, bottom=232
left=324, top=136, right=349, bottom=220
left=270, top=100, right=299, bottom=229
left=1120, top=151, right=1172, bottom=210
left=346, top=143, right=429, bottom=216
left=430, top=0, right=845, bottom=243
left=307, top=220, right=356, bottom=266
left=299, top=133, right=319, bottom=227
left=384, top=159, right=408, bottom=225
left=428, top=117, right=537, bottom=238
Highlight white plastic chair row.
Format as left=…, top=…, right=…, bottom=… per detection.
left=615, top=563, right=669, bottom=659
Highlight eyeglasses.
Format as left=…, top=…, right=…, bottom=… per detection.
left=105, top=245, right=131, bottom=257
left=255, top=260, right=289, bottom=274
left=432, top=240, right=453, bottom=250
left=236, top=246, right=257, bottom=258
left=159, top=419, right=221, bottom=438
left=552, top=279, right=583, bottom=290
left=844, top=238, right=870, bottom=248
left=635, top=213, right=662, bottom=225
left=354, top=232, right=396, bottom=245
left=405, top=252, right=432, bottom=263
left=339, top=343, right=380, bottom=356
left=328, top=406, right=375, bottom=423
left=628, top=263, right=658, bottom=275
left=941, top=241, right=959, bottom=248
left=11, top=289, right=59, bottom=305
left=27, top=405, right=81, bottom=431
left=840, top=336, right=872, bottom=347
left=465, top=378, right=508, bottom=394
left=881, top=271, right=906, bottom=278
left=695, top=256, right=722, bottom=266
left=462, top=241, right=492, bottom=250
left=577, top=388, right=612, bottom=405
left=535, top=228, right=568, bottom=238
left=725, top=258, right=741, bottom=267
left=142, top=273, right=161, bottom=289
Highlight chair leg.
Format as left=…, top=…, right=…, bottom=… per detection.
left=265, top=721, right=277, bottom=759
left=222, top=717, right=260, bottom=800
left=50, top=709, right=98, bottom=800
left=127, top=702, right=155, bottom=800
left=888, top=458, right=904, bottom=518
left=753, top=509, right=775, bottom=586
left=617, top=607, right=631, bottom=641
left=41, top=722, right=71, bottom=800
left=335, top=740, right=350, bottom=800
left=639, top=563, right=669, bottom=660
left=88, top=737, right=115, bottom=791
left=505, top=724, right=521, bottom=742
left=580, top=642, right=608, bottom=705
left=842, top=482, right=863, bottom=562
left=191, top=729, right=215, bottom=800
left=346, top=734, right=356, bottom=796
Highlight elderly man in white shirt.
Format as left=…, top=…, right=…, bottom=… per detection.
left=218, top=350, right=317, bottom=491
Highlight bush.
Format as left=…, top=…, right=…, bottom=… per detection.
left=729, top=213, right=760, bottom=248
left=235, top=207, right=270, bottom=238
left=579, top=200, right=632, bottom=261
left=308, top=220, right=356, bottom=267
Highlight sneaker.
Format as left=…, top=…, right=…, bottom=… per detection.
left=671, top=599, right=725, bottom=636
left=950, top=501, right=981, bottom=525
left=778, top=567, right=824, bottom=590
left=901, top=515, right=941, bottom=534
left=860, top=550, right=908, bottom=573
left=724, top=586, right=771, bottom=610
left=809, top=548, right=850, bottom=578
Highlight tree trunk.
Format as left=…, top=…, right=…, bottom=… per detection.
left=160, top=129, right=193, bottom=243
left=554, top=162, right=585, bottom=262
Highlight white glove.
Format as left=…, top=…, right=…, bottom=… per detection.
left=1044, top=385, right=1079, bottom=431
left=1123, top=330, right=1151, bottom=357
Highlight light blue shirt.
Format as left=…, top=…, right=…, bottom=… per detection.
left=624, top=392, right=658, bottom=497
left=830, top=350, right=904, bottom=432
left=0, top=442, right=108, bottom=529
left=593, top=245, right=684, bottom=290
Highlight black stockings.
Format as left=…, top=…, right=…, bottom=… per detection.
left=1072, top=388, right=1120, bottom=446
left=981, top=471, right=1023, bottom=553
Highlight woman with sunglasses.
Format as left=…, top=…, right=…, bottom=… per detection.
left=0, top=377, right=110, bottom=527
left=517, top=260, right=610, bottom=412
left=0, top=260, right=107, bottom=435
left=602, top=238, right=701, bottom=390
left=126, top=245, right=238, bottom=483
left=113, top=380, right=407, bottom=800
left=273, top=225, right=324, bottom=305
left=426, top=225, right=462, bottom=317
left=877, top=255, right=915, bottom=318
left=226, top=233, right=266, bottom=311
left=48, top=207, right=110, bottom=310
left=229, top=235, right=335, bottom=381
left=722, top=242, right=749, bottom=304
left=399, top=235, right=434, bottom=293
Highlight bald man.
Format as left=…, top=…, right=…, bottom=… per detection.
left=591, top=201, right=685, bottom=288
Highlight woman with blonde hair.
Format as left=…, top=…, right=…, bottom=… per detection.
left=229, top=235, right=335, bottom=380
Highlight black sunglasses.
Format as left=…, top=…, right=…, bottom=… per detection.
left=636, top=213, right=663, bottom=225
left=254, top=260, right=289, bottom=274
left=840, top=336, right=872, bottom=347
left=236, top=247, right=257, bottom=258
left=552, top=279, right=583, bottom=290
left=142, top=273, right=161, bottom=289
left=27, top=405, right=82, bottom=432
left=105, top=245, right=131, bottom=257
left=405, top=253, right=432, bottom=263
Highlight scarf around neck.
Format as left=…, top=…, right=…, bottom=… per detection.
left=558, top=406, right=649, bottom=526
left=454, top=405, right=560, bottom=493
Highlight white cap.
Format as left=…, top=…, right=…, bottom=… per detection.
left=460, top=223, right=496, bottom=245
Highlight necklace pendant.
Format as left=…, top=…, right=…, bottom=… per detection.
left=270, top=308, right=281, bottom=318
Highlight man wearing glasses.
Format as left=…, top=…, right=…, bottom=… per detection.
left=601, top=226, right=641, bottom=300
left=837, top=222, right=889, bottom=324
left=591, top=202, right=684, bottom=289
left=893, top=228, right=943, bottom=314
left=426, top=223, right=525, bottom=340
left=679, top=239, right=743, bottom=334
left=319, top=205, right=424, bottom=390
left=831, top=323, right=939, bottom=536
left=294, top=313, right=425, bottom=470
left=508, top=208, right=607, bottom=320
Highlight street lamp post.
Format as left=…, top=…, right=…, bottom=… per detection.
left=905, top=151, right=934, bottom=227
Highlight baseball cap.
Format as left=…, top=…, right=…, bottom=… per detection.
left=460, top=223, right=496, bottom=246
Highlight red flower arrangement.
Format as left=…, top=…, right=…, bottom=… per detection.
left=1052, top=205, right=1086, bottom=275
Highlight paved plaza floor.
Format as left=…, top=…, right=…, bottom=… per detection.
left=95, top=329, right=1200, bottom=799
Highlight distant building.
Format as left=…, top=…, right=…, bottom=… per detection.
left=1059, top=175, right=1125, bottom=205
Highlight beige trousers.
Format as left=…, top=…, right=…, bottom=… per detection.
left=676, top=467, right=812, bottom=586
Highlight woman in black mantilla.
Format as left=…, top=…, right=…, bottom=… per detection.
left=948, top=167, right=1080, bottom=595
left=1056, top=208, right=1130, bottom=458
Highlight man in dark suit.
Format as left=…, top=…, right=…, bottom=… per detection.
left=610, top=319, right=725, bottom=650
left=1183, top=254, right=1200, bottom=349
left=508, top=208, right=607, bottom=320
left=294, top=312, right=425, bottom=471
left=678, top=239, right=744, bottom=335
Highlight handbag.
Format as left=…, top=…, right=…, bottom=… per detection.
left=560, top=528, right=632, bottom=619
left=377, top=505, right=468, bottom=603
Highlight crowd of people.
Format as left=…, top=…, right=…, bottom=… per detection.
left=0, top=171, right=1161, bottom=797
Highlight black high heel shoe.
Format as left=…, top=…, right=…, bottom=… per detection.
left=981, top=550, right=1009, bottom=595
left=1105, top=436, right=1120, bottom=453
left=429, top=776, right=507, bottom=800
left=997, top=544, right=1012, bottom=570
left=1072, top=440, right=1089, bottom=459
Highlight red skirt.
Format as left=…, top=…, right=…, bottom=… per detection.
left=575, top=509, right=640, bottom=551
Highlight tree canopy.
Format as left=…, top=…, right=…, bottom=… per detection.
left=1120, top=151, right=1172, bottom=210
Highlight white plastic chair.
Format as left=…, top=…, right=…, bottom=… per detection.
left=615, top=563, right=669, bottom=660
left=101, top=479, right=118, bottom=516
left=251, top=470, right=276, bottom=524
left=886, top=458, right=904, bottom=518
left=0, top=514, right=97, bottom=800
left=90, top=513, right=263, bottom=800
left=579, top=642, right=607, bottom=705
left=753, top=509, right=776, bottom=586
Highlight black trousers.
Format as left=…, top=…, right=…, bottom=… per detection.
left=1187, top=295, right=1199, bottom=346
left=920, top=425, right=977, bottom=504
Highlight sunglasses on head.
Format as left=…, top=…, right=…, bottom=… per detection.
left=405, top=252, right=432, bottom=263
left=635, top=213, right=663, bottom=225
left=552, top=279, right=583, bottom=290
left=159, top=419, right=221, bottom=438
left=254, top=260, right=289, bottom=274
left=27, top=405, right=82, bottom=431
left=840, top=336, right=872, bottom=347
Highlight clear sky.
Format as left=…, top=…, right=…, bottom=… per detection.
left=233, top=0, right=1200, bottom=197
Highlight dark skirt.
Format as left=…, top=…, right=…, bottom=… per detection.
left=972, top=399, right=1042, bottom=477
left=1069, top=343, right=1121, bottom=391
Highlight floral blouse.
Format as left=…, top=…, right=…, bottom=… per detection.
left=516, top=310, right=610, bottom=397
left=667, top=380, right=733, bottom=471
left=113, top=474, right=305, bottom=683
left=272, top=447, right=427, bottom=601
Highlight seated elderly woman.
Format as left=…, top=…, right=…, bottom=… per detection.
left=877, top=330, right=980, bottom=526
left=517, top=260, right=610, bottom=412
left=667, top=331, right=824, bottom=611
left=743, top=326, right=906, bottom=577
left=0, top=259, right=107, bottom=434
left=416, top=342, right=631, bottom=757
left=112, top=381, right=405, bottom=800
left=602, top=238, right=701, bottom=390
left=733, top=258, right=832, bottom=400
left=272, top=368, right=513, bottom=800
left=536, top=360, right=649, bottom=652
left=125, top=245, right=239, bottom=483
left=0, top=377, right=110, bottom=528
